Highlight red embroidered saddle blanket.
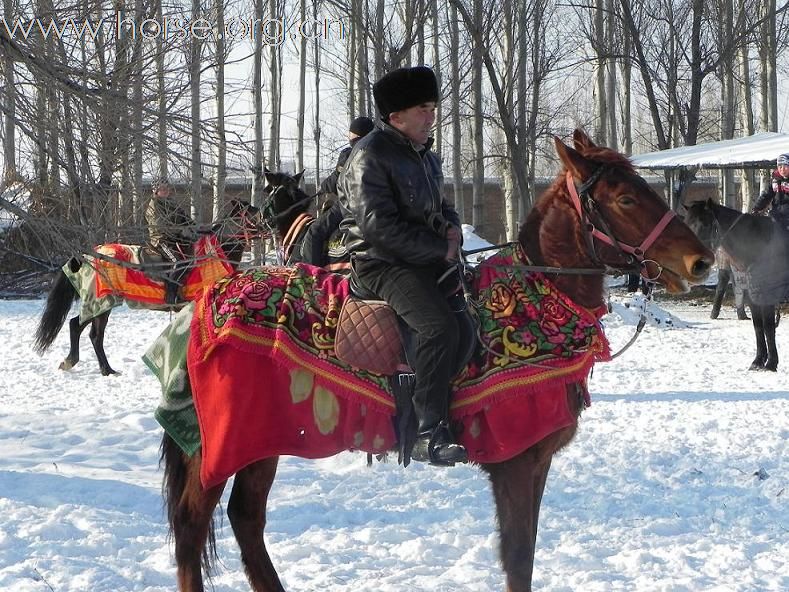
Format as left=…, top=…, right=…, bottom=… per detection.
left=94, top=235, right=232, bottom=304
left=185, top=245, right=611, bottom=487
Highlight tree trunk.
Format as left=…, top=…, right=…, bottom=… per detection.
left=449, top=3, right=464, bottom=219
left=720, top=0, right=735, bottom=208
left=213, top=0, right=227, bottom=220
left=295, top=0, right=307, bottom=180
left=2, top=0, right=16, bottom=184
left=595, top=0, right=606, bottom=143
left=737, top=0, right=755, bottom=210
left=471, top=0, right=484, bottom=234
left=155, top=0, right=168, bottom=180
left=314, top=0, right=322, bottom=200
left=190, top=0, right=203, bottom=221
left=268, top=0, right=281, bottom=170
left=251, top=0, right=266, bottom=264
left=432, top=0, right=442, bottom=157
left=605, top=0, right=618, bottom=149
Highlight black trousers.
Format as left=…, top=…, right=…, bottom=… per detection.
left=354, top=258, right=460, bottom=433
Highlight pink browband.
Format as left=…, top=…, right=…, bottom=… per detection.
left=565, top=171, right=675, bottom=262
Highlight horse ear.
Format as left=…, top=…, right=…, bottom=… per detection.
left=554, top=136, right=594, bottom=180
left=294, top=170, right=304, bottom=183
left=572, top=129, right=596, bottom=152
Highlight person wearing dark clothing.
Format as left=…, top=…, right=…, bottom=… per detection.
left=302, top=117, right=374, bottom=272
left=337, top=66, right=467, bottom=465
left=752, top=153, right=789, bottom=229
left=299, top=200, right=351, bottom=272
left=145, top=178, right=195, bottom=304
left=318, top=116, right=375, bottom=198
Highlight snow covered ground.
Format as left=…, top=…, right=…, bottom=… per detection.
left=0, top=293, right=787, bottom=592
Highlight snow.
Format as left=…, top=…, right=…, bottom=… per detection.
left=1, top=293, right=787, bottom=591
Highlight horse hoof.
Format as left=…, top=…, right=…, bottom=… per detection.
left=101, top=368, right=120, bottom=376
left=748, top=363, right=764, bottom=371
left=59, top=360, right=74, bottom=371
left=765, top=363, right=778, bottom=372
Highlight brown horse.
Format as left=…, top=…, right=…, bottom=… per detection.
left=160, top=129, right=714, bottom=591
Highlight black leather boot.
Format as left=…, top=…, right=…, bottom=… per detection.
left=411, top=421, right=468, bottom=466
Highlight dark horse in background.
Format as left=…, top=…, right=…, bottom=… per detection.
left=685, top=199, right=785, bottom=371
left=260, top=169, right=315, bottom=263
left=33, top=199, right=265, bottom=376
left=160, top=130, right=713, bottom=592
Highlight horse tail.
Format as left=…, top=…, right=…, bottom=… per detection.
left=160, top=433, right=218, bottom=574
left=33, top=260, right=79, bottom=353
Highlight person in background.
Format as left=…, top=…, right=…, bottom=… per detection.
left=752, top=153, right=789, bottom=230
left=337, top=66, right=467, bottom=465
left=300, top=117, right=375, bottom=271
left=145, top=178, right=195, bottom=304
left=319, top=116, right=375, bottom=199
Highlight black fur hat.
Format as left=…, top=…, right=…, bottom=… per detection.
left=349, top=116, right=374, bottom=137
left=373, top=66, right=439, bottom=120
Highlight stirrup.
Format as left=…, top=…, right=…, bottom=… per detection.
left=411, top=422, right=468, bottom=467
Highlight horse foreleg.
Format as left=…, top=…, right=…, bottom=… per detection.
left=483, top=387, right=582, bottom=592
left=59, top=315, right=89, bottom=371
left=485, top=448, right=553, bottom=592
left=173, top=455, right=226, bottom=592
left=88, top=311, right=117, bottom=375
left=750, top=306, right=767, bottom=370
left=227, top=457, right=284, bottom=592
left=764, top=304, right=779, bottom=371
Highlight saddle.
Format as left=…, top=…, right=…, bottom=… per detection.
left=334, top=267, right=478, bottom=465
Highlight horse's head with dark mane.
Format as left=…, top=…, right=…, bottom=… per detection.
left=683, top=199, right=719, bottom=250
left=524, top=129, right=714, bottom=295
left=683, top=198, right=775, bottom=269
left=261, top=169, right=312, bottom=238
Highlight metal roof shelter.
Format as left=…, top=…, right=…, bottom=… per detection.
left=629, top=132, right=789, bottom=208
left=631, top=132, right=789, bottom=170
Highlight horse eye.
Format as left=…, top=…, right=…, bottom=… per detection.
left=617, top=195, right=636, bottom=207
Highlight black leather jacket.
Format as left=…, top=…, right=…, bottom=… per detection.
left=337, top=122, right=460, bottom=265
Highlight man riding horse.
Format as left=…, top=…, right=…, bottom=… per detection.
left=145, top=178, right=196, bottom=304
left=337, top=66, right=467, bottom=465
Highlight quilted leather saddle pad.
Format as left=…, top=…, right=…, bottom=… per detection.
left=335, top=297, right=404, bottom=375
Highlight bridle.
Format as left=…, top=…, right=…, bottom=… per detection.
left=215, top=203, right=269, bottom=248
left=464, top=166, right=680, bottom=360
left=261, top=184, right=317, bottom=226
left=565, top=169, right=676, bottom=282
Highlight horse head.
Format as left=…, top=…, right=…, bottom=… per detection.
left=684, top=198, right=775, bottom=270
left=211, top=199, right=268, bottom=266
left=528, top=129, right=714, bottom=295
left=683, top=199, right=719, bottom=250
left=261, top=169, right=312, bottom=239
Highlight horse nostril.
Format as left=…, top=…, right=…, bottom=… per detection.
left=691, top=257, right=712, bottom=278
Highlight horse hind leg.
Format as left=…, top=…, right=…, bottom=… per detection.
left=162, top=436, right=226, bottom=592
left=764, top=304, right=779, bottom=372
left=227, top=457, right=284, bottom=592
left=749, top=306, right=768, bottom=370
left=88, top=311, right=117, bottom=375
left=59, top=315, right=89, bottom=371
